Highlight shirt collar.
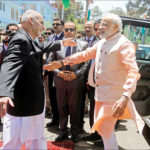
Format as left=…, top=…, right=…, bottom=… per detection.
left=55, top=32, right=62, bottom=38
left=86, top=35, right=94, bottom=41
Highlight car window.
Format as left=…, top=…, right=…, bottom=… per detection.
left=124, top=24, right=150, bottom=60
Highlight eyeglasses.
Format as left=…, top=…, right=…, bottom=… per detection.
left=45, top=32, right=51, bottom=35
left=76, top=36, right=81, bottom=38
left=52, top=23, right=62, bottom=26
left=64, top=28, right=75, bottom=32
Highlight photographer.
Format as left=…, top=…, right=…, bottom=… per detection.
left=0, top=23, right=18, bottom=126
left=0, top=23, right=18, bottom=66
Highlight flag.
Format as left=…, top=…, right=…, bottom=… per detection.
left=62, top=0, right=70, bottom=9
left=86, top=0, right=92, bottom=21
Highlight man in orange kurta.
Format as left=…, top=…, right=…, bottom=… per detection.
left=44, top=13, right=145, bottom=150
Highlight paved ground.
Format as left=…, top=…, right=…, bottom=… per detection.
left=44, top=114, right=150, bottom=150
left=0, top=114, right=150, bottom=150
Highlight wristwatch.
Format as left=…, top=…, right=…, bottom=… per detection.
left=123, top=95, right=129, bottom=100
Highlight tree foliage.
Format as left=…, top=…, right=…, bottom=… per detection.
left=109, top=7, right=126, bottom=16
left=126, top=0, right=150, bottom=19
left=91, top=6, right=102, bottom=20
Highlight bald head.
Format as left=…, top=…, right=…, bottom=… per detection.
left=21, top=10, right=42, bottom=23
left=84, top=21, right=94, bottom=38
left=21, top=10, right=44, bottom=40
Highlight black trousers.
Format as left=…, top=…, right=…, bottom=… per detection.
left=87, top=85, right=95, bottom=128
left=48, top=72, right=59, bottom=122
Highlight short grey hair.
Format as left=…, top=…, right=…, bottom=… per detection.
left=102, top=13, right=122, bottom=32
left=21, top=10, right=42, bottom=23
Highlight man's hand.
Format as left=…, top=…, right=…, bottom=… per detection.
left=58, top=71, right=77, bottom=81
left=62, top=38, right=77, bottom=47
left=43, top=61, right=63, bottom=71
left=0, top=97, right=14, bottom=117
left=63, top=71, right=77, bottom=81
left=58, top=71, right=66, bottom=79
left=112, top=96, right=129, bottom=118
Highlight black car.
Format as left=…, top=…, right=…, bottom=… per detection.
left=121, top=16, right=150, bottom=144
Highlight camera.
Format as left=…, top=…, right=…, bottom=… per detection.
left=2, top=30, right=16, bottom=43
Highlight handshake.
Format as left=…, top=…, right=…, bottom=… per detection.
left=43, top=38, right=76, bottom=72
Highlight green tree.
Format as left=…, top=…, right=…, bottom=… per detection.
left=63, top=0, right=85, bottom=31
left=126, top=0, right=150, bottom=19
left=109, top=7, right=126, bottom=16
left=91, top=6, right=102, bottom=20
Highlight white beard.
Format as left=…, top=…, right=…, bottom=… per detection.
left=100, top=26, right=114, bottom=39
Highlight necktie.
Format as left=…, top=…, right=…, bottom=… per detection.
left=65, top=46, right=71, bottom=70
left=87, top=39, right=94, bottom=65
left=87, top=39, right=91, bottom=47
left=55, top=35, right=58, bottom=41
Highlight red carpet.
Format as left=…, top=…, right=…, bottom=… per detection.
left=0, top=141, right=74, bottom=150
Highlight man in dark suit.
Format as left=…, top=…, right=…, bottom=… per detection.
left=48, top=22, right=89, bottom=143
left=46, top=18, right=64, bottom=128
left=80, top=21, right=102, bottom=141
left=80, top=21, right=99, bottom=129
left=0, top=10, right=74, bottom=149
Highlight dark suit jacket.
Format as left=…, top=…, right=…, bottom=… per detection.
left=48, top=39, right=89, bottom=89
left=80, top=36, right=99, bottom=47
left=0, top=28, right=61, bottom=116
left=47, top=32, right=64, bottom=42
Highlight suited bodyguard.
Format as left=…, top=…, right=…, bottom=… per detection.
left=46, top=18, right=64, bottom=127
left=0, top=10, right=61, bottom=149
left=48, top=22, right=89, bottom=143
left=80, top=21, right=99, bottom=130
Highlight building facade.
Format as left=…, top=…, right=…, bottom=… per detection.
left=0, top=0, right=57, bottom=29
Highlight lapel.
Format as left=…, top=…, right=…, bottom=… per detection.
left=72, top=46, right=76, bottom=54
left=72, top=38, right=78, bottom=54
left=58, top=32, right=64, bottom=40
left=18, top=28, right=41, bottom=65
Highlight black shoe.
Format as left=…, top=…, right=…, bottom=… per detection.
left=71, top=135, right=80, bottom=143
left=81, top=132, right=102, bottom=141
left=115, top=120, right=120, bottom=129
left=79, top=128, right=86, bottom=134
left=55, top=134, right=68, bottom=142
left=93, top=140, right=104, bottom=146
left=46, top=121, right=59, bottom=127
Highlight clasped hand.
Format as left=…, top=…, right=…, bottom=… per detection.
left=58, top=70, right=77, bottom=81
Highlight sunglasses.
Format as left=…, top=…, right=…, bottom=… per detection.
left=52, top=23, right=62, bottom=26
left=64, top=28, right=75, bottom=32
left=76, top=36, right=81, bottom=38
left=45, top=32, right=51, bottom=35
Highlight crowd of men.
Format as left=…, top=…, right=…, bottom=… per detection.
left=0, top=9, right=144, bottom=150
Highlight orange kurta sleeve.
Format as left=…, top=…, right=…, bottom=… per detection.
left=63, top=43, right=97, bottom=66
left=118, top=41, right=140, bottom=98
